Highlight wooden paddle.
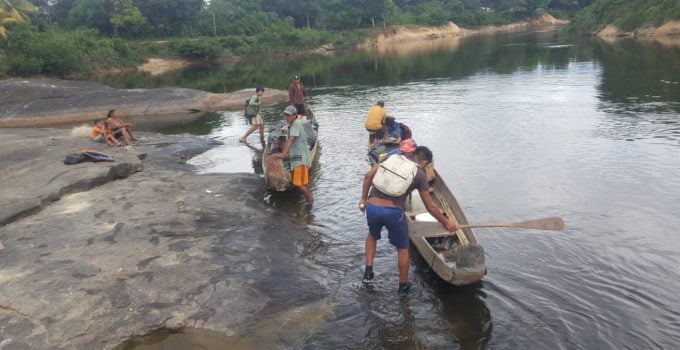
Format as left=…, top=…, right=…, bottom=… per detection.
left=457, top=217, right=565, bottom=231
left=414, top=217, right=564, bottom=237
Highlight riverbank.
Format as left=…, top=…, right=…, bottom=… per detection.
left=134, top=15, right=569, bottom=76
left=0, top=128, right=332, bottom=349
left=0, top=79, right=288, bottom=128
left=597, top=21, right=680, bottom=46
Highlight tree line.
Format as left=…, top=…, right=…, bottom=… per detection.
left=7, top=0, right=594, bottom=39
left=21, top=0, right=680, bottom=79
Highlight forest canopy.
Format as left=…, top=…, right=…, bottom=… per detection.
left=20, top=0, right=594, bottom=39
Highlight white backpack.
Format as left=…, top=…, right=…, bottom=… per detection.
left=372, top=155, right=418, bottom=197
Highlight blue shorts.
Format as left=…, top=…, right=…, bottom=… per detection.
left=366, top=204, right=409, bottom=249
left=114, top=128, right=123, bottom=139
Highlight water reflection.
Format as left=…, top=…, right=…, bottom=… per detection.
left=105, top=30, right=680, bottom=349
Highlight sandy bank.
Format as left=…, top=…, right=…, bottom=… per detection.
left=360, top=14, right=568, bottom=48
left=597, top=21, right=680, bottom=46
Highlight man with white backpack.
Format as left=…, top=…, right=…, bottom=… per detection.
left=358, top=146, right=457, bottom=294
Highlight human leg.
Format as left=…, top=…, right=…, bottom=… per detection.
left=240, top=125, right=257, bottom=143
left=292, top=165, right=313, bottom=204
left=258, top=125, right=265, bottom=146
left=125, top=126, right=137, bottom=141
left=382, top=209, right=410, bottom=287
left=364, top=234, right=377, bottom=268
left=115, top=128, right=131, bottom=145
left=363, top=234, right=377, bottom=283
left=397, top=248, right=409, bottom=284
left=298, top=185, right=314, bottom=204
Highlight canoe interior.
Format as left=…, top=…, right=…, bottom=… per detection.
left=404, top=169, right=486, bottom=285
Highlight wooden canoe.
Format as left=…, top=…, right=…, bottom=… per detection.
left=367, top=148, right=486, bottom=285
left=262, top=109, right=319, bottom=191
left=404, top=169, right=486, bottom=285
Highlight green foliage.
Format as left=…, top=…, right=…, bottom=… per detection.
left=172, top=38, right=224, bottom=60
left=570, top=0, right=680, bottom=33
left=111, top=0, right=147, bottom=37
left=0, top=26, right=137, bottom=76
left=1, top=0, right=37, bottom=38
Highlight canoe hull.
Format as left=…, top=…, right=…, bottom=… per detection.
left=405, top=170, right=486, bottom=285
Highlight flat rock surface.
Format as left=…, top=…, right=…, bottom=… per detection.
left=0, top=79, right=288, bottom=127
left=0, top=129, right=330, bottom=349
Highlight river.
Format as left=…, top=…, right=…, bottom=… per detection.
left=111, top=30, right=680, bottom=349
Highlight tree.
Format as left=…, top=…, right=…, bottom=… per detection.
left=67, top=0, right=113, bottom=34
left=1, top=0, right=36, bottom=38
left=135, top=0, right=204, bottom=36
left=110, top=0, right=146, bottom=37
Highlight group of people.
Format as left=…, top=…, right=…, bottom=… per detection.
left=360, top=100, right=457, bottom=294
left=239, top=75, right=308, bottom=147
left=91, top=109, right=137, bottom=146
left=364, top=101, right=410, bottom=148
left=241, top=75, right=314, bottom=204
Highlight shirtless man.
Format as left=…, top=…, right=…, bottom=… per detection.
left=106, top=109, right=136, bottom=142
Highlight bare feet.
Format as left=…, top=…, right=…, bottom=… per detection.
left=239, top=137, right=246, bottom=143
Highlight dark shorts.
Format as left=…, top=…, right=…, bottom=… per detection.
left=294, top=104, right=305, bottom=115
left=366, top=203, right=409, bottom=249
left=114, top=128, right=123, bottom=139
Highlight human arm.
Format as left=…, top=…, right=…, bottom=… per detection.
left=419, top=189, right=457, bottom=232
left=358, top=164, right=380, bottom=213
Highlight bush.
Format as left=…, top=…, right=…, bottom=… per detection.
left=7, top=57, right=44, bottom=76
left=172, top=38, right=223, bottom=59
left=0, top=26, right=139, bottom=77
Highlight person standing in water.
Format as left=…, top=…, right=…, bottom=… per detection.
left=275, top=105, right=314, bottom=204
left=240, top=85, right=266, bottom=146
left=359, top=146, right=457, bottom=293
left=288, top=75, right=308, bottom=117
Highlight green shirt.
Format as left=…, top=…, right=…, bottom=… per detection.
left=245, top=95, right=260, bottom=116
left=287, top=119, right=311, bottom=169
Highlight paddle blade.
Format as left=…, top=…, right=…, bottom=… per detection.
left=510, top=217, right=565, bottom=231
left=459, top=217, right=566, bottom=231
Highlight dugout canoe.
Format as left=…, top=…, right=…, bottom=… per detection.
left=368, top=150, right=486, bottom=285
left=262, top=109, right=319, bottom=191
left=404, top=169, right=486, bottom=285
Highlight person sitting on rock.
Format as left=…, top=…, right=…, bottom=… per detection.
left=91, top=120, right=123, bottom=146
left=106, top=109, right=136, bottom=142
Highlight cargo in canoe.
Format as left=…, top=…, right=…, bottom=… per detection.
left=367, top=147, right=486, bottom=286
left=262, top=109, right=319, bottom=191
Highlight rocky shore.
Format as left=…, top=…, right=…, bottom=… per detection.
left=0, top=128, right=332, bottom=349
left=0, top=79, right=288, bottom=128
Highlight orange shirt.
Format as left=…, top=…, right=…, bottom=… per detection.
left=91, top=125, right=105, bottom=139
left=364, top=105, right=387, bottom=131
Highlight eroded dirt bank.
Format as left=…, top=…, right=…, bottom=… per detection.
left=597, top=21, right=680, bottom=46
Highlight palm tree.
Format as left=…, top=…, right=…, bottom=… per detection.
left=1, top=0, right=36, bottom=38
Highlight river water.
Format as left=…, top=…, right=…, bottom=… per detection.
left=112, top=30, right=680, bottom=349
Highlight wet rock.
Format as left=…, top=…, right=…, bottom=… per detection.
left=0, top=79, right=288, bottom=128
left=0, top=128, right=330, bottom=349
